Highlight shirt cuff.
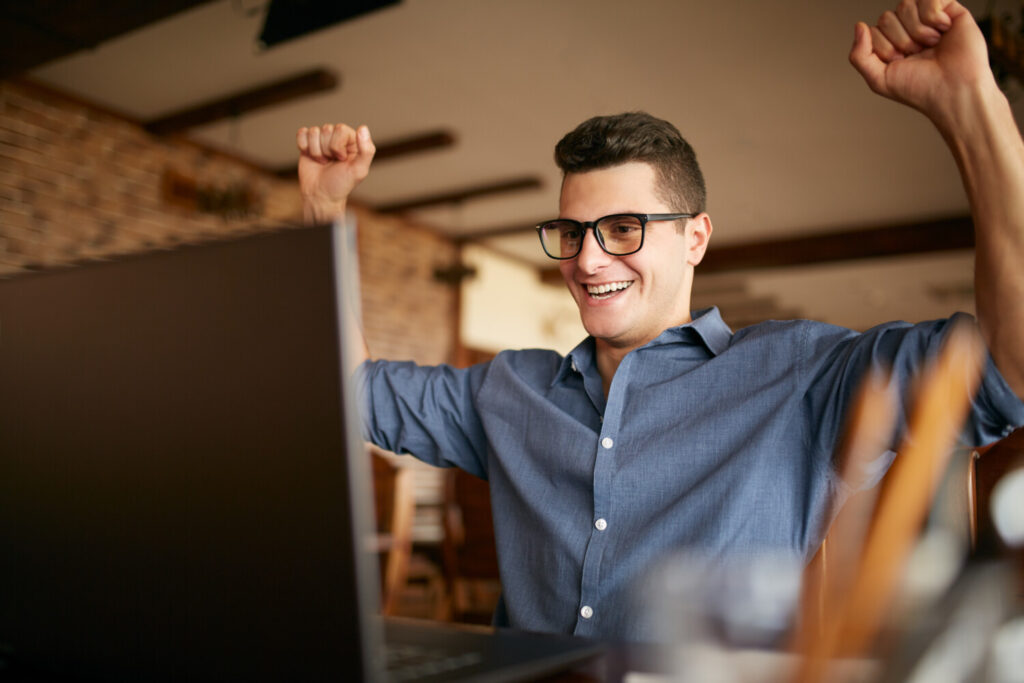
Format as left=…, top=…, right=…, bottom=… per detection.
left=977, top=352, right=1024, bottom=441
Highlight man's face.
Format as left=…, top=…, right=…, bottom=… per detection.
left=557, top=162, right=711, bottom=353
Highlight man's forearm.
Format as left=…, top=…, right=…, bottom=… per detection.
left=939, top=80, right=1024, bottom=396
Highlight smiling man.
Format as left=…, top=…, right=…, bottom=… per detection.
left=296, top=0, right=1024, bottom=642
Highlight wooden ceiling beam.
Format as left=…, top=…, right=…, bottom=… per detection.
left=372, top=130, right=456, bottom=161
left=143, top=68, right=339, bottom=136
left=537, top=214, right=974, bottom=284
left=698, top=214, right=973, bottom=273
left=273, top=129, right=457, bottom=178
left=374, top=177, right=542, bottom=214
left=454, top=218, right=548, bottom=242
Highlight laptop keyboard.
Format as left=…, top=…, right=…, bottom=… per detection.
left=385, top=644, right=484, bottom=681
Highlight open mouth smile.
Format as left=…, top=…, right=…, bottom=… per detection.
left=586, top=281, right=633, bottom=300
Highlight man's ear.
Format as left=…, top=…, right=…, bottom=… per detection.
left=686, top=213, right=713, bottom=266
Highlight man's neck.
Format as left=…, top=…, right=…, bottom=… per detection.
left=595, top=341, right=629, bottom=399
left=593, top=313, right=699, bottom=397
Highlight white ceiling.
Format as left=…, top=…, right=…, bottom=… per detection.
left=31, top=1, right=1020, bottom=251
left=24, top=0, right=1021, bottom=327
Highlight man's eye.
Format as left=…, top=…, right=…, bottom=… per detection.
left=607, top=221, right=640, bottom=234
left=562, top=229, right=581, bottom=240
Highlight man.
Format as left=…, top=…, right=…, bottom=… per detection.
left=297, top=1, right=1024, bottom=641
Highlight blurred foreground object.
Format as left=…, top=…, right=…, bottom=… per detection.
left=793, top=322, right=986, bottom=682
left=646, top=552, right=804, bottom=683
left=991, top=468, right=1024, bottom=547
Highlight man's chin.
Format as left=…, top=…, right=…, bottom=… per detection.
left=579, top=302, right=642, bottom=340
left=582, top=320, right=628, bottom=345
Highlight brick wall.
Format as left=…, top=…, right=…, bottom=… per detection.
left=0, top=78, right=457, bottom=365
left=351, top=205, right=458, bottom=364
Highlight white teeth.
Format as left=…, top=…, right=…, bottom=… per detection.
left=586, top=281, right=632, bottom=297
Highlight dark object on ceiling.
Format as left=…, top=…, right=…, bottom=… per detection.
left=0, top=0, right=213, bottom=79
left=257, top=0, right=401, bottom=49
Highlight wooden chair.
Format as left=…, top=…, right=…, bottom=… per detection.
left=441, top=468, right=502, bottom=624
left=369, top=446, right=416, bottom=616
left=969, top=427, right=1024, bottom=557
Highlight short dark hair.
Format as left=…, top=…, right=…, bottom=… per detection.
left=554, top=112, right=706, bottom=214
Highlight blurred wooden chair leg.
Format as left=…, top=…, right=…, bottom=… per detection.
left=370, top=446, right=415, bottom=617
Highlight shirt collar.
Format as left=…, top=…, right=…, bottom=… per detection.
left=554, top=337, right=596, bottom=386
left=657, top=306, right=732, bottom=355
left=552, top=307, right=732, bottom=386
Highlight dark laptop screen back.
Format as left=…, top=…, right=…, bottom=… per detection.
left=0, top=225, right=379, bottom=681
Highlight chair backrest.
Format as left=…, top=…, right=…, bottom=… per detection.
left=970, top=427, right=1024, bottom=556
left=439, top=469, right=501, bottom=623
left=442, top=469, right=500, bottom=581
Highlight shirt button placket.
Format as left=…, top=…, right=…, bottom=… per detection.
left=582, top=378, right=619, bottom=637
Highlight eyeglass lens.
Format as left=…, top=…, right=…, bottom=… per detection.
left=540, top=215, right=644, bottom=258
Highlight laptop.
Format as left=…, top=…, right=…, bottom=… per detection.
left=0, top=223, right=602, bottom=682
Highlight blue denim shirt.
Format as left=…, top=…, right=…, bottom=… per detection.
left=358, top=308, right=1024, bottom=642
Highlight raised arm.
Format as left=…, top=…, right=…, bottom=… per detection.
left=297, top=123, right=375, bottom=362
left=296, top=123, right=376, bottom=224
left=850, top=0, right=1024, bottom=397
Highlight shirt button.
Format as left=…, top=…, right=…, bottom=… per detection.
left=595, top=518, right=608, bottom=531
left=601, top=437, right=613, bottom=449
left=580, top=605, right=594, bottom=619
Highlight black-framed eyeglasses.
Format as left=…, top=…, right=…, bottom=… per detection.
left=535, top=213, right=695, bottom=260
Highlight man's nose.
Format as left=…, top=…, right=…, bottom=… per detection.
left=574, top=227, right=613, bottom=272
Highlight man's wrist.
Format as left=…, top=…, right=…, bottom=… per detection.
left=928, top=73, right=1006, bottom=138
left=934, top=79, right=1018, bottom=168
left=303, top=199, right=348, bottom=225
